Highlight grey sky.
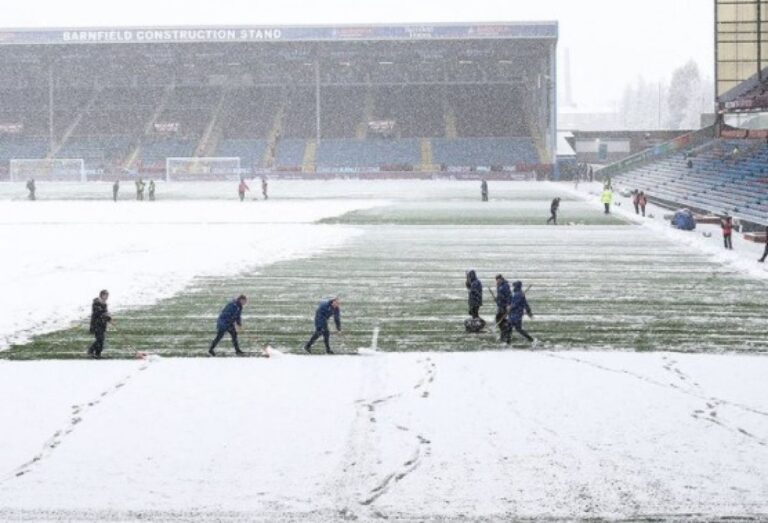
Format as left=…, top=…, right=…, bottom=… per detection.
left=0, top=0, right=714, bottom=110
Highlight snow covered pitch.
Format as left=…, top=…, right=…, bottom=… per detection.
left=0, top=180, right=766, bottom=521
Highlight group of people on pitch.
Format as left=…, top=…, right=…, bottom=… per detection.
left=87, top=291, right=341, bottom=358
left=205, top=294, right=340, bottom=356
left=465, top=271, right=536, bottom=345
left=206, top=294, right=342, bottom=356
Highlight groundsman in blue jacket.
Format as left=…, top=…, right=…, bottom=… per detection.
left=495, top=275, right=512, bottom=342
left=208, top=295, right=247, bottom=356
left=507, top=281, right=534, bottom=343
left=304, top=297, right=341, bottom=354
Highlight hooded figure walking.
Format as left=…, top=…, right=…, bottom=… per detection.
left=507, top=281, right=535, bottom=344
left=495, top=274, right=512, bottom=343
left=304, top=297, right=341, bottom=354
left=481, top=179, right=489, bottom=202
left=87, top=290, right=113, bottom=359
left=465, top=270, right=486, bottom=332
left=208, top=295, right=247, bottom=356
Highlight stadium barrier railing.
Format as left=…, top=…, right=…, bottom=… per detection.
left=598, top=125, right=716, bottom=179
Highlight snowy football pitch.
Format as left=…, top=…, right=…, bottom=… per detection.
left=2, top=181, right=766, bottom=358
left=0, top=180, right=767, bottom=521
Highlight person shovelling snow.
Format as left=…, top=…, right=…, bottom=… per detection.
left=87, top=289, right=113, bottom=359
left=464, top=270, right=486, bottom=332
left=208, top=295, right=248, bottom=356
left=507, top=281, right=536, bottom=345
left=304, top=297, right=342, bottom=354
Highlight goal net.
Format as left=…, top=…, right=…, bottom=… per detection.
left=10, top=158, right=86, bottom=182
left=165, top=157, right=242, bottom=181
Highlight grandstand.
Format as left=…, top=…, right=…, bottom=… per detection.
left=604, top=0, right=768, bottom=227
left=0, top=23, right=558, bottom=180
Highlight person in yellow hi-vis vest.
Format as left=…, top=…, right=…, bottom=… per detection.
left=601, top=187, right=613, bottom=214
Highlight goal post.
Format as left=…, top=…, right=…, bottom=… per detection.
left=165, top=157, right=242, bottom=181
left=10, top=158, right=86, bottom=182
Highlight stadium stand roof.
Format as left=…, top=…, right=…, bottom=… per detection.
left=0, top=22, right=557, bottom=46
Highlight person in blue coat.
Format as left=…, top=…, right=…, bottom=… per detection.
left=465, top=270, right=483, bottom=317
left=495, top=275, right=512, bottom=342
left=465, top=270, right=486, bottom=331
left=304, top=297, right=341, bottom=354
left=208, top=295, right=247, bottom=356
left=507, top=281, right=534, bottom=344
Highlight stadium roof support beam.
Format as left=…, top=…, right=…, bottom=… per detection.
left=48, top=63, right=54, bottom=155
left=315, top=58, right=321, bottom=143
left=549, top=40, right=558, bottom=179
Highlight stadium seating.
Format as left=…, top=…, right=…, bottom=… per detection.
left=315, top=139, right=420, bottom=169
left=320, top=87, right=365, bottom=139
left=215, top=139, right=268, bottom=169
left=0, top=78, right=544, bottom=175
left=220, top=88, right=281, bottom=139
left=274, top=139, right=308, bottom=168
left=140, top=137, right=197, bottom=165
left=282, top=88, right=316, bottom=139
left=449, top=86, right=527, bottom=137
left=432, top=137, right=539, bottom=167
left=369, top=86, right=445, bottom=139
left=614, top=139, right=768, bottom=224
left=0, top=136, right=49, bottom=162
left=56, top=136, right=134, bottom=170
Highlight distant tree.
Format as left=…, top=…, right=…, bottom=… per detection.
left=666, top=60, right=702, bottom=129
left=619, top=76, right=666, bottom=130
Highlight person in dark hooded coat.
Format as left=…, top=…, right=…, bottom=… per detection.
left=495, top=274, right=512, bottom=343
left=465, top=270, right=486, bottom=331
left=304, top=297, right=342, bottom=354
left=208, top=295, right=247, bottom=356
left=507, top=281, right=535, bottom=344
left=87, top=289, right=112, bottom=359
left=465, top=270, right=483, bottom=317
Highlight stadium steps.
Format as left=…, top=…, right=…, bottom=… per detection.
left=420, top=138, right=434, bottom=171
left=194, top=87, right=228, bottom=157
left=302, top=140, right=316, bottom=173
left=47, top=88, right=102, bottom=159
left=263, top=94, right=287, bottom=168
left=356, top=88, right=375, bottom=139
left=526, top=114, right=549, bottom=164
left=614, top=138, right=768, bottom=224
left=124, top=84, right=175, bottom=169
left=444, top=94, right=458, bottom=139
